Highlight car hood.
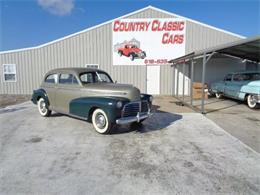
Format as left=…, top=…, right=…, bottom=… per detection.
left=131, top=48, right=142, bottom=53
left=247, top=80, right=260, bottom=87
left=81, top=83, right=141, bottom=101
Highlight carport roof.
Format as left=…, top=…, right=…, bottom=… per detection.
left=169, top=36, right=260, bottom=63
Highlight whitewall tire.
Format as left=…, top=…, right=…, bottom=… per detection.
left=37, top=98, right=51, bottom=117
left=247, top=95, right=258, bottom=109
left=92, top=108, right=112, bottom=134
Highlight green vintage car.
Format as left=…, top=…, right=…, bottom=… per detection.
left=31, top=68, right=153, bottom=134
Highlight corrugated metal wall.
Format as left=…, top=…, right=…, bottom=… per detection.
left=0, top=8, right=242, bottom=95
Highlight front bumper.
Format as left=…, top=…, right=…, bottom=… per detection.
left=135, top=52, right=146, bottom=59
left=116, top=110, right=152, bottom=125
left=252, top=94, right=260, bottom=103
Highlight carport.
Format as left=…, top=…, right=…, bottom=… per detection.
left=169, top=36, right=260, bottom=114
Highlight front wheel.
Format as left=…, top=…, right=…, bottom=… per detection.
left=92, top=108, right=112, bottom=134
left=37, top=98, right=51, bottom=117
left=130, top=54, right=135, bottom=61
left=141, top=51, right=146, bottom=58
left=247, top=95, right=259, bottom=109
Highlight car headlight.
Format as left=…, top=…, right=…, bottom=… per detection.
left=149, top=96, right=153, bottom=102
left=116, top=101, right=123, bottom=108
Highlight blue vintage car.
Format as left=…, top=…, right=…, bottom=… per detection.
left=210, top=71, right=260, bottom=109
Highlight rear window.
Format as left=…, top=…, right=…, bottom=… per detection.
left=45, top=74, right=57, bottom=84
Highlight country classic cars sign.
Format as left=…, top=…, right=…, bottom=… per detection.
left=112, top=18, right=186, bottom=65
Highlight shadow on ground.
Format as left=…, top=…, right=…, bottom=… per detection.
left=111, top=105, right=182, bottom=134
left=0, top=107, right=28, bottom=114
left=47, top=105, right=182, bottom=134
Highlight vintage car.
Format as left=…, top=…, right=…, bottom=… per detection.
left=210, top=71, right=260, bottom=109
left=31, top=68, right=153, bottom=134
left=118, top=44, right=146, bottom=61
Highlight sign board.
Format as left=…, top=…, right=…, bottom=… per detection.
left=112, top=18, right=186, bottom=65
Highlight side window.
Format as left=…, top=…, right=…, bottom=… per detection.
left=233, top=74, right=243, bottom=81
left=224, top=74, right=232, bottom=81
left=80, top=73, right=94, bottom=84
left=3, top=64, right=16, bottom=82
left=252, top=73, right=260, bottom=80
left=59, top=74, right=78, bottom=85
left=45, top=74, right=57, bottom=84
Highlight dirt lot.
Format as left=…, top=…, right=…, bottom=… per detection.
left=0, top=100, right=259, bottom=194
left=0, top=94, right=31, bottom=108
left=154, top=96, right=260, bottom=152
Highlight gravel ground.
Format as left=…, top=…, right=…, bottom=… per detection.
left=0, top=101, right=260, bottom=194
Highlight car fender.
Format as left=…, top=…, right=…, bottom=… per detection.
left=31, top=88, right=50, bottom=106
left=69, top=97, right=129, bottom=122
left=141, top=93, right=153, bottom=108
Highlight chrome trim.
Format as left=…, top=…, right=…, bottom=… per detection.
left=252, top=94, right=260, bottom=103
left=116, top=108, right=152, bottom=125
left=121, top=101, right=141, bottom=117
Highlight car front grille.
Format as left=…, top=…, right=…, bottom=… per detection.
left=141, top=101, right=149, bottom=112
left=122, top=101, right=149, bottom=117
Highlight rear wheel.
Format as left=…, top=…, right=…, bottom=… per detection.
left=118, top=51, right=123, bottom=57
left=247, top=95, right=259, bottom=109
left=92, top=108, right=112, bottom=134
left=37, top=98, right=51, bottom=117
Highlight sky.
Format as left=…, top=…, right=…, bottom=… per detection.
left=0, top=0, right=259, bottom=51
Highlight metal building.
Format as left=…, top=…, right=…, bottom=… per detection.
left=0, top=6, right=245, bottom=95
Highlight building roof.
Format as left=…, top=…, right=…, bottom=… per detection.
left=169, top=36, right=260, bottom=63
left=0, top=6, right=245, bottom=54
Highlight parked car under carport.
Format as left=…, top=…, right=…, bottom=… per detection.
left=169, top=36, right=260, bottom=113
left=210, top=71, right=260, bottom=109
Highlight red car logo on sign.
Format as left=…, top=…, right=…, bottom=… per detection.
left=118, top=44, right=146, bottom=61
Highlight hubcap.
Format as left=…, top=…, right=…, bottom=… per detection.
left=248, top=96, right=256, bottom=107
left=40, top=100, right=47, bottom=113
left=95, top=113, right=106, bottom=129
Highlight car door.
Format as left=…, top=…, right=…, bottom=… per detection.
left=231, top=73, right=248, bottom=99
left=223, top=74, right=234, bottom=97
left=123, top=45, right=130, bottom=56
left=42, top=73, right=58, bottom=110
left=55, top=73, right=82, bottom=114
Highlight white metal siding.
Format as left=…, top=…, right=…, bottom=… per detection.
left=0, top=8, right=242, bottom=95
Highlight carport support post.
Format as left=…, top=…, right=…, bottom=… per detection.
left=176, top=64, right=179, bottom=98
left=190, top=59, right=194, bottom=106
left=201, top=53, right=206, bottom=114
left=182, top=62, right=185, bottom=104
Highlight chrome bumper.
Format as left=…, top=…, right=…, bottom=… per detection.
left=252, top=94, right=260, bottom=103
left=116, top=110, right=152, bottom=125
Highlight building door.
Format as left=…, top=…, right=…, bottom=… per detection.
left=147, top=65, right=160, bottom=95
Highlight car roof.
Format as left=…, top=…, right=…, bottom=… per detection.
left=46, top=67, right=107, bottom=75
left=229, top=70, right=260, bottom=75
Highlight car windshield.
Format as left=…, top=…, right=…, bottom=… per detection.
left=80, top=71, right=113, bottom=84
